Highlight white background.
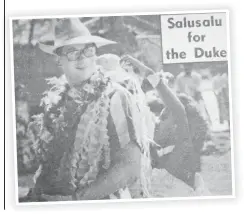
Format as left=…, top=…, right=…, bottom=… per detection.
left=3, top=0, right=244, bottom=213
left=161, top=12, right=228, bottom=63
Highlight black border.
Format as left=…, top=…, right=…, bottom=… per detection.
left=4, top=0, right=6, bottom=210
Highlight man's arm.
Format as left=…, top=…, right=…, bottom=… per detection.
left=154, top=78, right=190, bottom=141
left=175, top=74, right=185, bottom=93
left=75, top=143, right=141, bottom=200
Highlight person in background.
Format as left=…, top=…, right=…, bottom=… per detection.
left=175, top=64, right=202, bottom=100
left=96, top=53, right=138, bottom=87
left=219, top=73, right=230, bottom=127
left=213, top=73, right=230, bottom=129
left=175, top=64, right=211, bottom=126
left=115, top=55, right=211, bottom=196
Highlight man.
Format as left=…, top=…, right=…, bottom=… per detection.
left=24, top=18, right=155, bottom=202
left=175, top=64, right=202, bottom=100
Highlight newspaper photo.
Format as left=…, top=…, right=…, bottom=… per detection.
left=10, top=10, right=234, bottom=205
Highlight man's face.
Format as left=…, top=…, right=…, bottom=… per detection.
left=180, top=64, right=192, bottom=75
left=58, top=43, right=97, bottom=85
left=184, top=67, right=192, bottom=75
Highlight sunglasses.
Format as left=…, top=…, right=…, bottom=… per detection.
left=62, top=44, right=97, bottom=61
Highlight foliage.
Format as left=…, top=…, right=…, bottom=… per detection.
left=15, top=85, right=39, bottom=175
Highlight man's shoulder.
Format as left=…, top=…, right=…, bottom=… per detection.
left=175, top=72, right=186, bottom=83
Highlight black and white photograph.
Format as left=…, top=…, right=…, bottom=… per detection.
left=10, top=11, right=234, bottom=204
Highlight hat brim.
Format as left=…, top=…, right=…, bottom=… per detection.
left=38, top=35, right=116, bottom=55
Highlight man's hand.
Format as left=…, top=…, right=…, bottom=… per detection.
left=159, top=70, right=174, bottom=83
left=120, top=55, right=155, bottom=78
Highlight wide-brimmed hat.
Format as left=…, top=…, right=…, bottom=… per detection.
left=38, top=18, right=116, bottom=55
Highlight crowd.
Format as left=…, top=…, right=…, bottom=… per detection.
left=15, top=18, right=229, bottom=202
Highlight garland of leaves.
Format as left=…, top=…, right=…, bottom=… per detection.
left=29, top=70, right=112, bottom=193
left=69, top=91, right=111, bottom=189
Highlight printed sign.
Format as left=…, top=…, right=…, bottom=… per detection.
left=161, top=12, right=228, bottom=63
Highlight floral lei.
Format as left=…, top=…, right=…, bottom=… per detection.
left=30, top=70, right=113, bottom=193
